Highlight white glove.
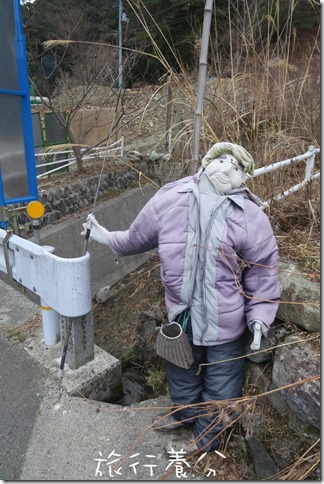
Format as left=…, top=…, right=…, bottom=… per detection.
left=249, top=320, right=268, bottom=351
left=81, top=214, right=112, bottom=247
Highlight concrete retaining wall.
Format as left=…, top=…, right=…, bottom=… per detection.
left=17, top=152, right=189, bottom=239
left=18, top=162, right=151, bottom=238
left=39, top=185, right=157, bottom=296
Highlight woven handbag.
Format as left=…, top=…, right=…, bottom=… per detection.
left=156, top=321, right=194, bottom=369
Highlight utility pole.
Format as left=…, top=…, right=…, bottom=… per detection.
left=118, top=0, right=123, bottom=88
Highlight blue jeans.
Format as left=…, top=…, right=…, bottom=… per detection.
left=165, top=321, right=246, bottom=451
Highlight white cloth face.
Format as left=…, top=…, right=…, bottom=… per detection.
left=204, top=154, right=246, bottom=192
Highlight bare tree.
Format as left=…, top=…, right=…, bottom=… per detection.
left=31, top=39, right=126, bottom=172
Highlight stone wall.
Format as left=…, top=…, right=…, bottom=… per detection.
left=17, top=151, right=190, bottom=238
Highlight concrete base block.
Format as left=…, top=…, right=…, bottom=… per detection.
left=24, top=329, right=122, bottom=402
left=56, top=349, right=122, bottom=402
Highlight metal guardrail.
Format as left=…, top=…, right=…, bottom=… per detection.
left=35, top=137, right=124, bottom=179
left=0, top=229, right=92, bottom=317
left=251, top=145, right=320, bottom=209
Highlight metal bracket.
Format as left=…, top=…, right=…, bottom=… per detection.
left=2, top=230, right=13, bottom=280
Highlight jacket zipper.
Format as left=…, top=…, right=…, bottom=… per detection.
left=201, top=197, right=224, bottom=343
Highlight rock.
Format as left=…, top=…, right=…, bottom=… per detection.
left=246, top=437, right=279, bottom=479
left=134, top=320, right=158, bottom=360
left=272, top=334, right=320, bottom=430
left=246, top=360, right=319, bottom=443
left=138, top=301, right=166, bottom=324
left=267, top=382, right=319, bottom=441
left=135, top=302, right=166, bottom=360
left=245, top=324, right=280, bottom=363
left=118, top=368, right=146, bottom=405
left=95, top=286, right=111, bottom=303
left=162, top=153, right=171, bottom=162
left=245, top=320, right=291, bottom=363
left=245, top=360, right=270, bottom=393
left=270, top=438, right=302, bottom=469
left=148, top=151, right=161, bottom=162
left=277, top=262, right=320, bottom=332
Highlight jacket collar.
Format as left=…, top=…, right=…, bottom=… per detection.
left=177, top=175, right=246, bottom=209
left=177, top=167, right=264, bottom=208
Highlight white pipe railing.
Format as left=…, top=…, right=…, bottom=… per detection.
left=36, top=137, right=124, bottom=179
left=35, top=140, right=320, bottom=209
left=251, top=145, right=320, bottom=209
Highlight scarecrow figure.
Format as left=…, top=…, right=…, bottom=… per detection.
left=81, top=142, right=280, bottom=452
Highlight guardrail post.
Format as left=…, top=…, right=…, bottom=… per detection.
left=60, top=312, right=94, bottom=370
left=40, top=246, right=60, bottom=346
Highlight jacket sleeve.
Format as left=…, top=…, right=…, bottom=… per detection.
left=241, top=202, right=280, bottom=329
left=109, top=193, right=160, bottom=256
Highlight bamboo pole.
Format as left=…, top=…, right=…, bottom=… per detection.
left=165, top=75, right=172, bottom=152
left=118, top=0, right=123, bottom=88
left=192, top=0, right=213, bottom=173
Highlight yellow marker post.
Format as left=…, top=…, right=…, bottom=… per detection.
left=26, top=201, right=45, bottom=245
left=26, top=200, right=45, bottom=219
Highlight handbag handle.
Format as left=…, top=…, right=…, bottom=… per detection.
left=181, top=310, right=190, bottom=332
left=175, top=309, right=190, bottom=331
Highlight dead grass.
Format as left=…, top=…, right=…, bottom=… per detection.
left=271, top=439, right=320, bottom=480
left=94, top=256, right=164, bottom=361
left=264, top=178, right=320, bottom=281
left=7, top=313, right=42, bottom=342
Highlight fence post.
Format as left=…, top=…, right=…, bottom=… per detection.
left=305, top=145, right=315, bottom=181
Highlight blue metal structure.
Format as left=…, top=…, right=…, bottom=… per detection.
left=0, top=0, right=38, bottom=210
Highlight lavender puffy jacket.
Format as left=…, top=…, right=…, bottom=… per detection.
left=109, top=175, right=280, bottom=345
